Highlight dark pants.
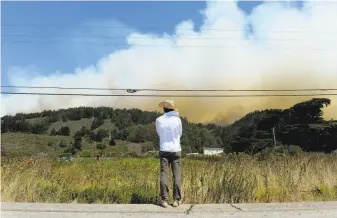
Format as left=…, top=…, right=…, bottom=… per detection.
left=160, top=151, right=182, bottom=201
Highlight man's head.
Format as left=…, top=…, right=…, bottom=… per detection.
left=158, top=100, right=178, bottom=113
left=163, top=107, right=174, bottom=113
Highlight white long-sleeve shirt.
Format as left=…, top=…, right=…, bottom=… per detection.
left=155, top=111, right=182, bottom=152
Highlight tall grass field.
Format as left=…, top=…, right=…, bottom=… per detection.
left=1, top=153, right=337, bottom=204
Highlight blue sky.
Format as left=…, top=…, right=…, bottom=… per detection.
left=1, top=1, right=304, bottom=86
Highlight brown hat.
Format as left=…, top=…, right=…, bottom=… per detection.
left=158, top=100, right=178, bottom=111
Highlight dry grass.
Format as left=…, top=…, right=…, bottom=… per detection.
left=1, top=153, right=337, bottom=204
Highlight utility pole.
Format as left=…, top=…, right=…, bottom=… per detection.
left=272, top=127, right=277, bottom=147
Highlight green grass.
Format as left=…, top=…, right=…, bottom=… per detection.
left=46, top=118, right=114, bottom=136
left=1, top=133, right=72, bottom=157
left=1, top=133, right=141, bottom=157
left=48, top=118, right=94, bottom=136
left=1, top=153, right=337, bottom=204
left=92, top=120, right=115, bottom=134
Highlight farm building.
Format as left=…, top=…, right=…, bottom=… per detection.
left=203, top=147, right=224, bottom=155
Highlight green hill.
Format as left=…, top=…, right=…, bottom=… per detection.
left=1, top=98, right=336, bottom=157
left=219, top=98, right=337, bottom=153
left=1, top=132, right=143, bottom=157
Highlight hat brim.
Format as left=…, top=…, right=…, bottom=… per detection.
left=159, top=102, right=178, bottom=111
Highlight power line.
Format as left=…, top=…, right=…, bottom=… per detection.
left=2, top=23, right=337, bottom=34
left=2, top=92, right=337, bottom=97
left=2, top=85, right=337, bottom=92
left=3, top=34, right=337, bottom=42
left=3, top=40, right=337, bottom=51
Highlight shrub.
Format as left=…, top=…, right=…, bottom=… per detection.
left=56, top=126, right=70, bottom=136
left=50, top=128, right=57, bottom=136
left=95, top=129, right=109, bottom=142
left=141, top=142, right=155, bottom=153
left=63, top=147, right=77, bottom=155
left=79, top=150, right=94, bottom=158
left=91, top=118, right=104, bottom=130
left=58, top=140, right=67, bottom=148
left=127, top=151, right=139, bottom=158
left=96, top=143, right=107, bottom=150
left=287, top=145, right=303, bottom=156
left=109, top=138, right=116, bottom=146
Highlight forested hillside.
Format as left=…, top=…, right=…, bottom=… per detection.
left=1, top=98, right=336, bottom=155
left=218, top=98, right=337, bottom=153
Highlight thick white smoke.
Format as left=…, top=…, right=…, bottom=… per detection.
left=2, top=1, right=337, bottom=123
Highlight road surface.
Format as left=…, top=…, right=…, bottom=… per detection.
left=1, top=202, right=337, bottom=218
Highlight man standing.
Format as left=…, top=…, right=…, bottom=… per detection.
left=156, top=100, right=182, bottom=208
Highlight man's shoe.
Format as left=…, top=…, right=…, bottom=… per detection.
left=160, top=200, right=169, bottom=208
left=172, top=200, right=181, bottom=207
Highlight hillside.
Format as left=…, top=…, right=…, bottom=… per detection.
left=220, top=98, right=337, bottom=153
left=1, top=132, right=144, bottom=157
left=1, top=107, right=221, bottom=156
left=1, top=98, right=337, bottom=157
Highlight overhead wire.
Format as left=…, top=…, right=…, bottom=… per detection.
left=2, top=85, right=337, bottom=92
left=2, top=92, right=337, bottom=98
left=3, top=26, right=337, bottom=51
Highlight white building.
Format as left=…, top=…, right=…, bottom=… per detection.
left=203, top=147, right=224, bottom=155
left=186, top=153, right=199, bottom=156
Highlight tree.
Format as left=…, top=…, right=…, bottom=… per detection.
left=96, top=143, right=107, bottom=150
left=49, top=114, right=60, bottom=123
left=78, top=126, right=89, bottom=137
left=73, top=131, right=83, bottom=150
left=114, top=111, right=133, bottom=129
left=109, top=137, right=116, bottom=146
left=50, top=128, right=57, bottom=136
left=127, top=125, right=146, bottom=143
left=58, top=126, right=70, bottom=136
left=285, top=98, right=331, bottom=124
left=29, top=121, right=48, bottom=134
left=63, top=146, right=76, bottom=155
left=61, top=111, right=69, bottom=122
left=95, top=129, right=109, bottom=142
left=58, top=140, right=67, bottom=148
left=75, top=126, right=89, bottom=138
left=119, top=128, right=130, bottom=141
left=73, top=139, right=82, bottom=150
left=91, top=117, right=104, bottom=130
left=88, top=131, right=96, bottom=142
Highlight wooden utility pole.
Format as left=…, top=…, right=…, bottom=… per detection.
left=272, top=127, right=277, bottom=147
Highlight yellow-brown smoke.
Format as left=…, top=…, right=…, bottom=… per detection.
left=110, top=70, right=337, bottom=124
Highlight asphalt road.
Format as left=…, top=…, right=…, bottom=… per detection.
left=1, top=202, right=337, bottom=218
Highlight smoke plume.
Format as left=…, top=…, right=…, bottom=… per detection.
left=2, top=1, right=337, bottom=124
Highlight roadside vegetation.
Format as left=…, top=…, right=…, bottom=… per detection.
left=2, top=153, right=337, bottom=204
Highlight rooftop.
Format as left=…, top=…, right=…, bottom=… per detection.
left=203, top=147, right=223, bottom=151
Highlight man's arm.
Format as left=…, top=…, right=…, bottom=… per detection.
left=178, top=118, right=182, bottom=137
left=155, top=119, right=160, bottom=135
